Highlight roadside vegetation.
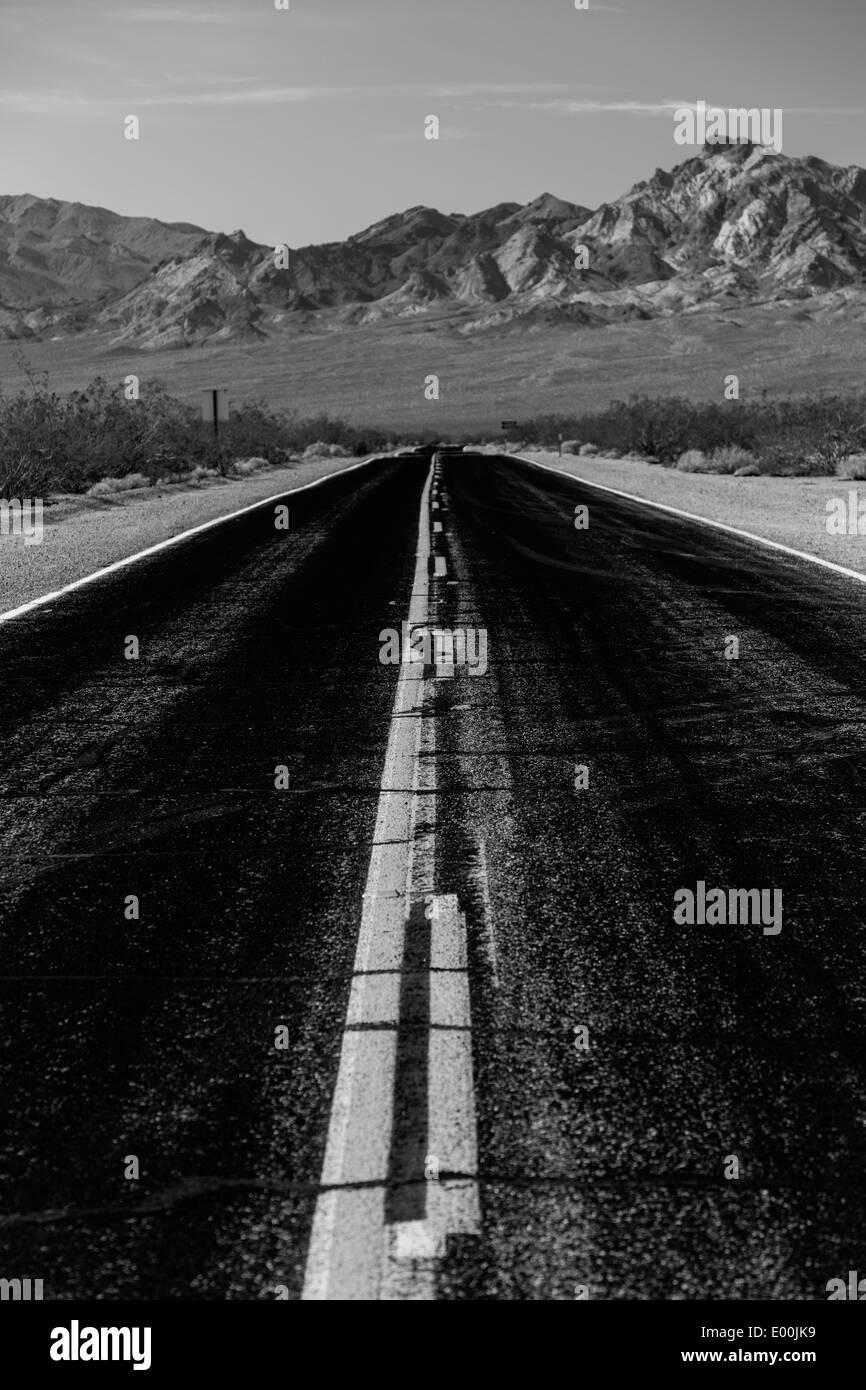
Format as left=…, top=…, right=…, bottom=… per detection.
left=6, top=371, right=866, bottom=498
left=489, top=393, right=866, bottom=476
left=0, top=370, right=400, bottom=497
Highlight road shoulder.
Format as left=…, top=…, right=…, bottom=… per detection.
left=517, top=450, right=866, bottom=578
left=0, top=454, right=395, bottom=614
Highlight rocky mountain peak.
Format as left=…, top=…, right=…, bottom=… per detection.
left=2, top=143, right=865, bottom=346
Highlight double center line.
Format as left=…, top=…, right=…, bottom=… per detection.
left=302, top=461, right=480, bottom=1300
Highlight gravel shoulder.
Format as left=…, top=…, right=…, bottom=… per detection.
left=519, top=451, right=866, bottom=578
left=0, top=454, right=394, bottom=613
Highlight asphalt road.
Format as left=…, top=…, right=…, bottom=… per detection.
left=2, top=450, right=866, bottom=1300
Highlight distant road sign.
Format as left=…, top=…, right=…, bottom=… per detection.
left=501, top=420, right=520, bottom=430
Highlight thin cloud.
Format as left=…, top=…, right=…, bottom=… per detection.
left=0, top=79, right=601, bottom=114
left=380, top=127, right=474, bottom=143
left=134, top=86, right=326, bottom=107
left=433, top=82, right=591, bottom=97
left=109, top=5, right=364, bottom=28
left=484, top=97, right=866, bottom=119
left=112, top=6, right=242, bottom=22
left=486, top=98, right=688, bottom=115
left=0, top=86, right=342, bottom=112
left=0, top=91, right=94, bottom=115
left=137, top=80, right=592, bottom=108
left=784, top=106, right=866, bottom=115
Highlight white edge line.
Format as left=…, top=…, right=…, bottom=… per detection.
left=0, top=453, right=396, bottom=625
left=513, top=453, right=866, bottom=588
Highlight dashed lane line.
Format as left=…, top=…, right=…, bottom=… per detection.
left=302, top=464, right=479, bottom=1300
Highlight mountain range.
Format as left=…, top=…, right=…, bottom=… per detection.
left=3, top=140, right=866, bottom=350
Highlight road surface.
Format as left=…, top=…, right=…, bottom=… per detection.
left=2, top=451, right=865, bottom=1300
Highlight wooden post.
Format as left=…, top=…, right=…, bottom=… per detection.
left=202, top=389, right=229, bottom=437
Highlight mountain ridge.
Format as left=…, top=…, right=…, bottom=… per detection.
left=3, top=142, right=866, bottom=348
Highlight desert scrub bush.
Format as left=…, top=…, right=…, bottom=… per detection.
left=754, top=442, right=814, bottom=476
left=751, top=394, right=866, bottom=475
left=0, top=371, right=401, bottom=495
left=579, top=443, right=599, bottom=456
left=220, top=402, right=294, bottom=465
left=676, top=449, right=710, bottom=472
left=0, top=375, right=207, bottom=492
left=299, top=439, right=357, bottom=461
left=799, top=398, right=866, bottom=471
left=0, top=380, right=66, bottom=495
left=87, top=472, right=151, bottom=496
left=66, top=379, right=202, bottom=486
left=836, top=454, right=866, bottom=480
left=302, top=441, right=333, bottom=460
left=231, top=457, right=269, bottom=476
left=520, top=397, right=753, bottom=461
left=518, top=393, right=866, bottom=467
left=233, top=455, right=269, bottom=473
left=708, top=445, right=757, bottom=474
left=285, top=412, right=390, bottom=457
